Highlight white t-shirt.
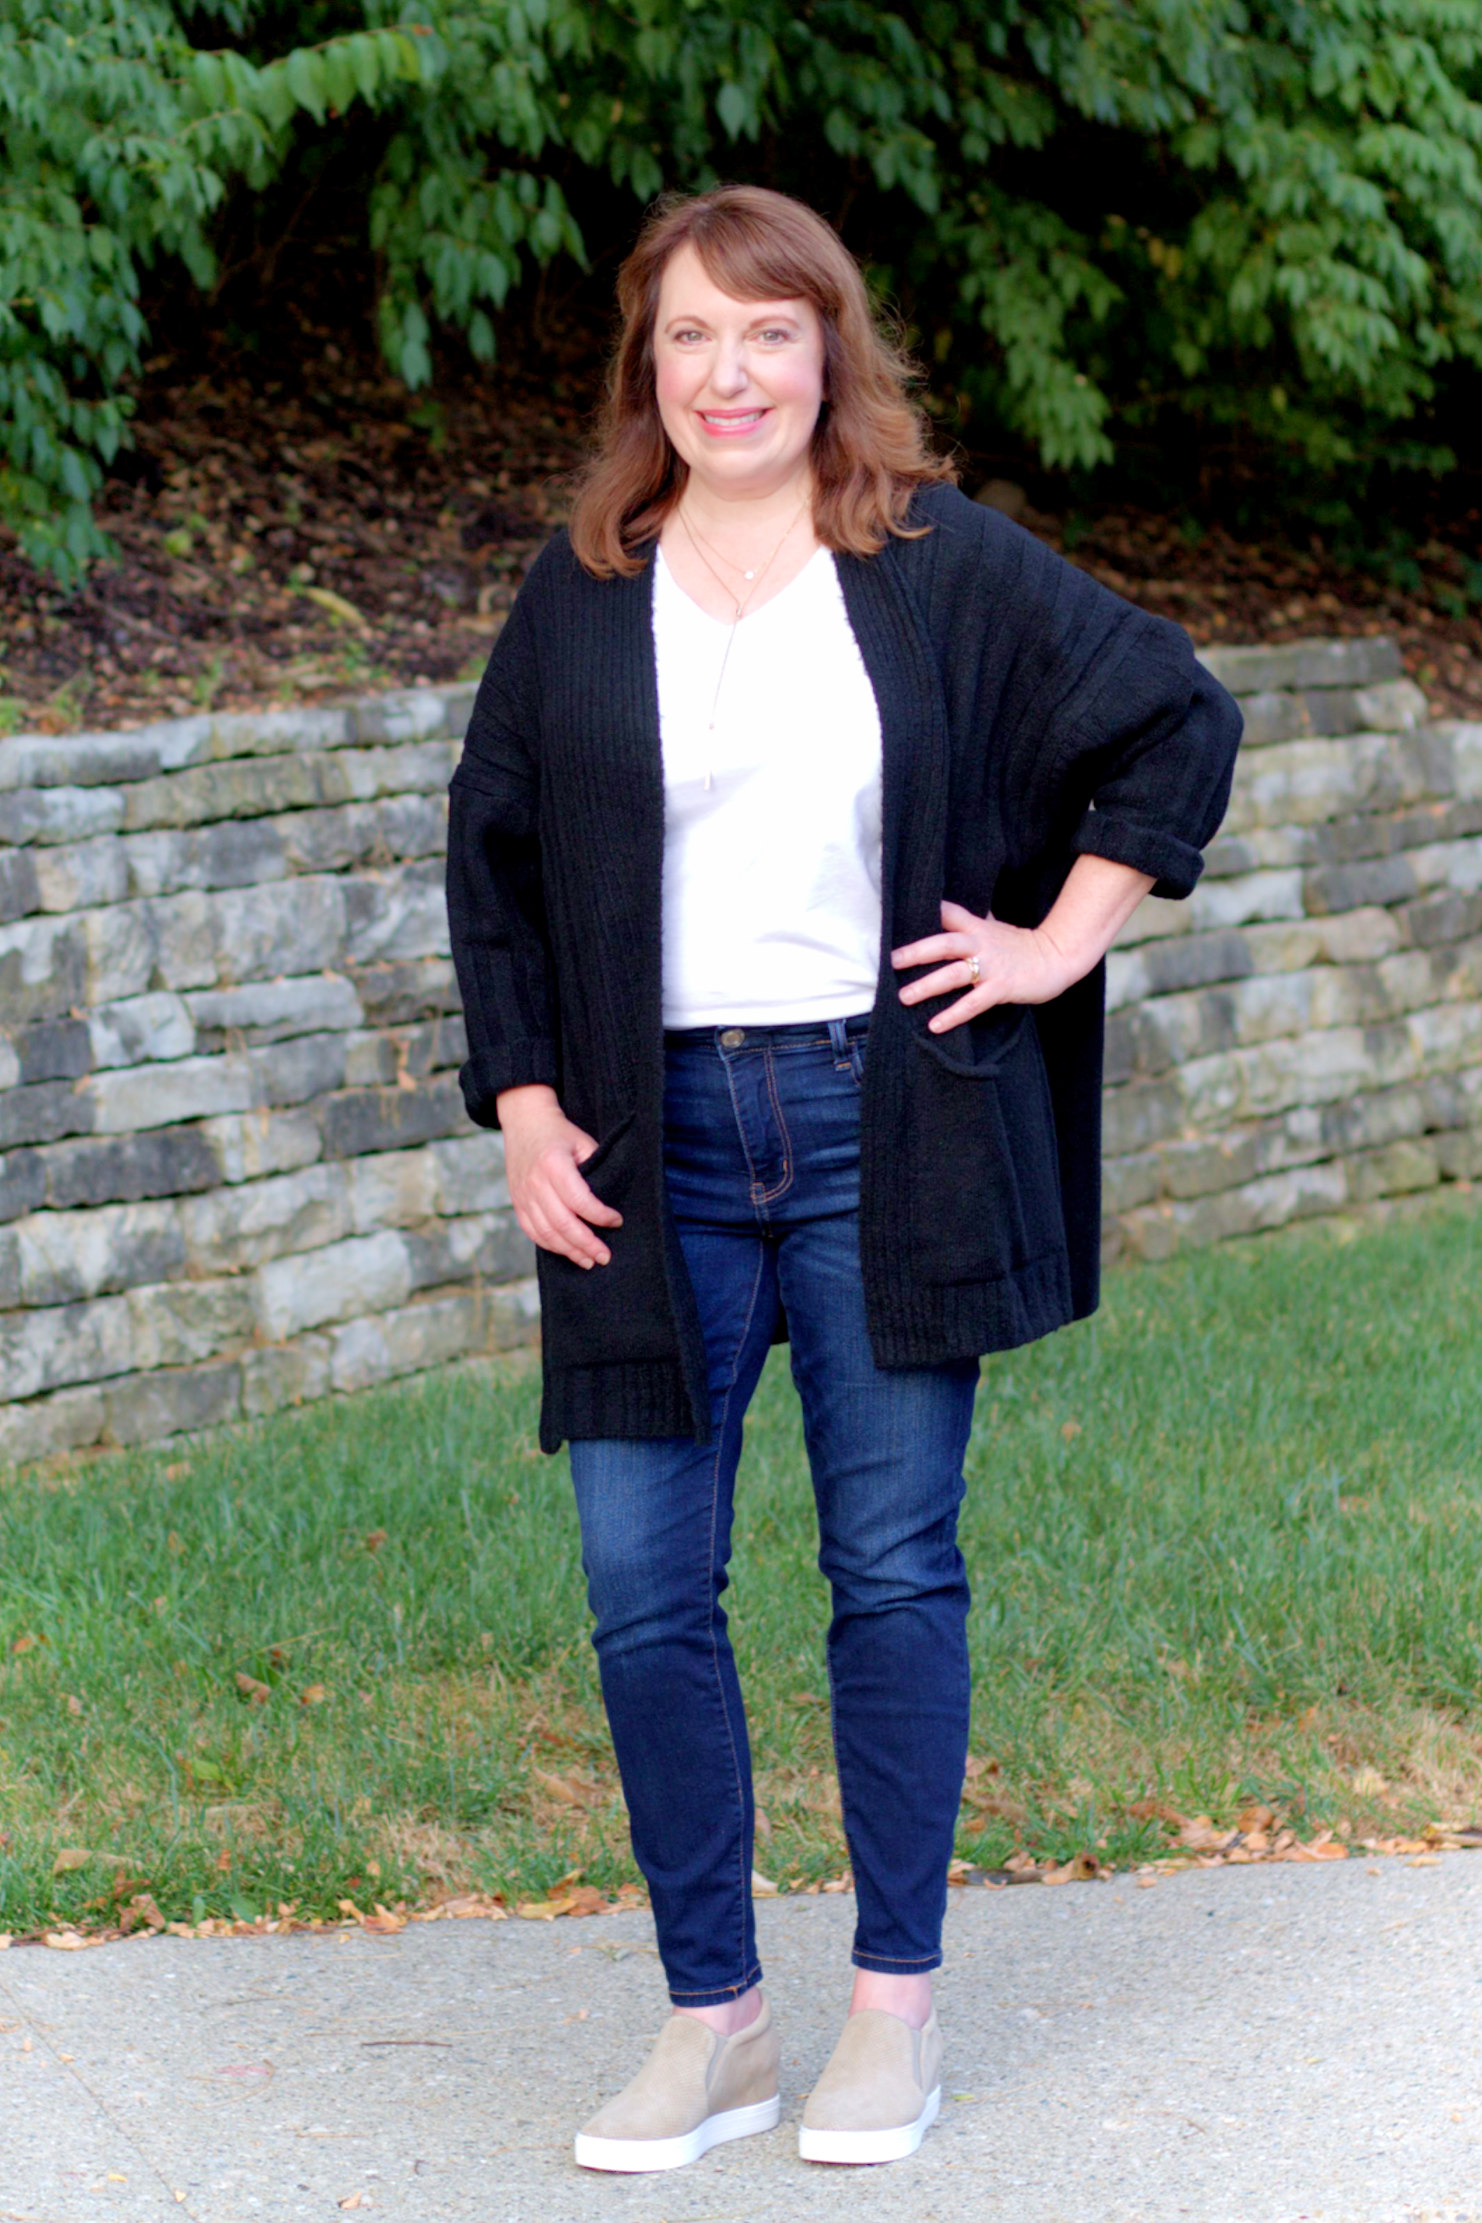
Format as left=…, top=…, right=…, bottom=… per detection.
left=654, top=543, right=884, bottom=1028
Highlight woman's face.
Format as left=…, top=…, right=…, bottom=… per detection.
left=652, top=243, right=826, bottom=503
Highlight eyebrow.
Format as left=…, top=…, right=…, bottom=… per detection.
left=661, top=308, right=804, bottom=332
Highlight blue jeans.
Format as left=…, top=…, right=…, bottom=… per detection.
left=568, top=1016, right=980, bottom=2005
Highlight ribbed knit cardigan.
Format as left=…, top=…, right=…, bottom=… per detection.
left=446, top=483, right=1243, bottom=1452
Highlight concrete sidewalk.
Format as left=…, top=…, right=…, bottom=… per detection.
left=2, top=1856, right=1478, bottom=2223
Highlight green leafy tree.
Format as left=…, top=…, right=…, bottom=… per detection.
left=3, top=0, right=1481, bottom=584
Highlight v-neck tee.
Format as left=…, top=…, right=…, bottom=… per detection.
left=653, top=542, right=884, bottom=1028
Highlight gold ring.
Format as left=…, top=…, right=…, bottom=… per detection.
left=965, top=953, right=981, bottom=985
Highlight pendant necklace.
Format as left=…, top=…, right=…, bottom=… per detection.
left=675, top=499, right=809, bottom=788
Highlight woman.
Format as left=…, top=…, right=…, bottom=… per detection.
left=446, top=184, right=1241, bottom=2172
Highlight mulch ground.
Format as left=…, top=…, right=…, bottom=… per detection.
left=3, top=346, right=1480, bottom=734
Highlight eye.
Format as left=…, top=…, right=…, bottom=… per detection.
left=756, top=326, right=794, bottom=344
left=671, top=327, right=707, bottom=344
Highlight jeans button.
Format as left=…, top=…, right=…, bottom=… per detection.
left=720, top=1028, right=745, bottom=1048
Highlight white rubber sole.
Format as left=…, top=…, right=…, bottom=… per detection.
left=798, top=2083, right=941, bottom=2165
left=574, top=2092, right=781, bottom=2173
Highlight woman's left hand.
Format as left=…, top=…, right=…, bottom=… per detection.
left=892, top=861, right=1157, bottom=1034
left=891, top=900, right=1071, bottom=1034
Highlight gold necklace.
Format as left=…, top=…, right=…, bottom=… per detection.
left=674, top=500, right=810, bottom=788
left=681, top=505, right=777, bottom=585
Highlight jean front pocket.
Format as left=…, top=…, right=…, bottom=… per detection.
left=907, top=1007, right=1063, bottom=1285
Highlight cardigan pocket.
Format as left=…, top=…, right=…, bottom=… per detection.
left=536, top=1112, right=681, bottom=1368
left=908, top=1010, right=1064, bottom=1284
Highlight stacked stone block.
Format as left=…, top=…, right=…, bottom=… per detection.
left=1103, top=636, right=1482, bottom=1259
left=2, top=637, right=1478, bottom=1465
left=0, top=687, right=538, bottom=1467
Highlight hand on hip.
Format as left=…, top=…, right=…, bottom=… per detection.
left=891, top=899, right=1071, bottom=1034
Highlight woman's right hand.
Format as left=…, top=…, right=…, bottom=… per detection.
left=495, top=1084, right=623, bottom=1269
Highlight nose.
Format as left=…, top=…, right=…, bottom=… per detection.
left=708, top=337, right=751, bottom=398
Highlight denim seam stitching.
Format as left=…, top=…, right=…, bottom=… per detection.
left=720, top=1051, right=767, bottom=1208
left=752, top=1049, right=794, bottom=1206
left=850, top=1951, right=942, bottom=1966
left=704, top=1237, right=769, bottom=1998
left=667, top=1964, right=763, bottom=2000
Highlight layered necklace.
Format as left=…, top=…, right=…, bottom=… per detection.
left=674, top=497, right=810, bottom=788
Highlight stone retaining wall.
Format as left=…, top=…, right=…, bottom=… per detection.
left=0, top=684, right=538, bottom=1468
left=1103, top=637, right=1482, bottom=1259
left=2, top=635, right=1478, bottom=1465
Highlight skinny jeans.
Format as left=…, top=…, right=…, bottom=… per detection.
left=568, top=1016, right=979, bottom=2005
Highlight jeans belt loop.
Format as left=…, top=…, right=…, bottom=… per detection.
left=828, top=1016, right=851, bottom=1069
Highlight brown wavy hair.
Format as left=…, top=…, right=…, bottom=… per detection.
left=567, top=185, right=955, bottom=577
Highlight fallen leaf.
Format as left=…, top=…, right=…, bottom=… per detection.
left=1043, top=1850, right=1102, bottom=1885
left=119, top=1894, right=165, bottom=1935
left=531, top=1767, right=592, bottom=1807
left=42, top=1930, right=93, bottom=1950
left=820, top=1871, right=853, bottom=1894
left=1060, top=1419, right=1082, bottom=1442
left=163, top=1462, right=190, bottom=1481
left=754, top=1806, right=773, bottom=1839
left=0, top=1932, right=12, bottom=1947
left=1174, top=1814, right=1237, bottom=1854
left=362, top=1904, right=407, bottom=1933
left=561, top=1886, right=607, bottom=1917
left=364, top=1529, right=388, bottom=1552
left=52, top=1847, right=93, bottom=1874
left=751, top=1869, right=779, bottom=1897
left=64, top=1694, right=83, bottom=1717
left=1407, top=1852, right=1441, bottom=1868
left=1237, top=1803, right=1276, bottom=1834
left=1282, top=1834, right=1348, bottom=1864
left=304, top=585, right=370, bottom=631
left=338, top=2196, right=371, bottom=2212
left=515, top=1900, right=560, bottom=1920
left=10, top=1634, right=39, bottom=1656
left=235, top=1671, right=271, bottom=1704
left=299, top=1684, right=328, bottom=1706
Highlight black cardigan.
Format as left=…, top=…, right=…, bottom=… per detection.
left=446, top=484, right=1242, bottom=1452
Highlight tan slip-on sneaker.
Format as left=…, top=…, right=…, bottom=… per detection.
left=798, top=2006, right=942, bottom=2164
left=574, top=1996, right=780, bottom=2173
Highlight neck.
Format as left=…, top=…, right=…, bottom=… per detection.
left=676, top=465, right=815, bottom=544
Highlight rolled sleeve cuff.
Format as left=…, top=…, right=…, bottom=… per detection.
left=459, top=1041, right=560, bottom=1128
left=1072, top=807, right=1206, bottom=901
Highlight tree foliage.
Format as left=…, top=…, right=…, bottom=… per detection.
left=3, top=0, right=1481, bottom=582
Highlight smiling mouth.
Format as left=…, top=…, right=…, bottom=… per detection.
left=698, top=409, right=769, bottom=432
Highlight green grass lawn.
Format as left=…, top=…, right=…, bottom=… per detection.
left=3, top=1194, right=1482, bottom=1939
